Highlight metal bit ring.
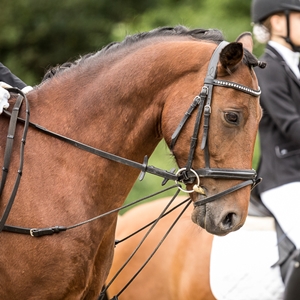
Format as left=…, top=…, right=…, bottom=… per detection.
left=175, top=168, right=200, bottom=194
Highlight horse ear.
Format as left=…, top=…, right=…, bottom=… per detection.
left=235, top=32, right=253, bottom=53
left=219, top=42, right=243, bottom=72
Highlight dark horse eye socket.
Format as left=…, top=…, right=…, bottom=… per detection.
left=224, top=112, right=239, bottom=124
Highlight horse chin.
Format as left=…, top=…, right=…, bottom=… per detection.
left=191, top=196, right=244, bottom=236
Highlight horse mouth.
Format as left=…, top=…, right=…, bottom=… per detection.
left=191, top=200, right=242, bottom=236
left=191, top=203, right=207, bottom=229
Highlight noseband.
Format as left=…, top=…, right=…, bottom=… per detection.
left=170, top=41, right=261, bottom=206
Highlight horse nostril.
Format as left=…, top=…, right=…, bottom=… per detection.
left=222, top=212, right=236, bottom=229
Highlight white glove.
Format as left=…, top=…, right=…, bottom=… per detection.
left=0, top=82, right=33, bottom=114
left=22, top=86, right=33, bottom=94
left=0, top=82, right=11, bottom=114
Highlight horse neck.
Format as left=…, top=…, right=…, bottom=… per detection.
left=24, top=40, right=211, bottom=209
left=31, top=40, right=210, bottom=161
left=31, top=72, right=161, bottom=162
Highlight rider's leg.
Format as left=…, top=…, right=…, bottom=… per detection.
left=283, top=250, right=300, bottom=300
left=261, top=182, right=300, bottom=249
left=261, top=182, right=300, bottom=299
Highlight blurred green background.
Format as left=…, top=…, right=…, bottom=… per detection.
left=0, top=0, right=262, bottom=211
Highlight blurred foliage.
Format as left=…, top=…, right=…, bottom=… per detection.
left=0, top=0, right=165, bottom=83
left=0, top=0, right=262, bottom=209
left=0, top=0, right=265, bottom=84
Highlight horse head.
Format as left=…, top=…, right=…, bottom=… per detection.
left=163, top=32, right=263, bottom=236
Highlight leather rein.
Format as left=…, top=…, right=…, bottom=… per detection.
left=0, top=41, right=261, bottom=237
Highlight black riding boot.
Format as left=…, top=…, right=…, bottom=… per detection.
left=284, top=249, right=300, bottom=299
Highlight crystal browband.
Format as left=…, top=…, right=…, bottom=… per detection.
left=212, top=79, right=261, bottom=97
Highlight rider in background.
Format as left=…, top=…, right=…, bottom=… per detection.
left=251, top=0, right=300, bottom=298
left=0, top=62, right=32, bottom=114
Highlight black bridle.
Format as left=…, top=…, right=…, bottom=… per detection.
left=0, top=41, right=261, bottom=237
left=170, top=41, right=261, bottom=207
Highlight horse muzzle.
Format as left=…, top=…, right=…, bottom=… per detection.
left=191, top=199, right=244, bottom=236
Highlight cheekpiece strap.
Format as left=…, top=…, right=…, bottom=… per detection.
left=200, top=41, right=229, bottom=151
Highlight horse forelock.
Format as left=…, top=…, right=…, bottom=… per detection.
left=243, top=48, right=262, bottom=70
left=41, top=26, right=225, bottom=82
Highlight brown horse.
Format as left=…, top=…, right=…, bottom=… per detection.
left=106, top=196, right=214, bottom=300
left=0, top=26, right=262, bottom=299
left=107, top=196, right=283, bottom=300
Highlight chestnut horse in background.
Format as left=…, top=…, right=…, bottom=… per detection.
left=106, top=196, right=214, bottom=300
left=107, top=196, right=284, bottom=300
left=0, top=26, right=262, bottom=299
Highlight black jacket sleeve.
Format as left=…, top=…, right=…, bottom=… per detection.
left=0, top=63, right=26, bottom=89
left=256, top=50, right=300, bottom=147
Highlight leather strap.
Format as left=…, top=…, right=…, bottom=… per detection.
left=0, top=95, right=23, bottom=195
left=170, top=94, right=203, bottom=150
left=193, top=179, right=255, bottom=207
left=0, top=91, right=29, bottom=232
left=2, top=224, right=67, bottom=237
left=185, top=88, right=206, bottom=171
left=2, top=112, right=179, bottom=183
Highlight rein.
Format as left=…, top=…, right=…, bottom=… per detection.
left=100, top=192, right=193, bottom=300
left=0, top=89, right=29, bottom=232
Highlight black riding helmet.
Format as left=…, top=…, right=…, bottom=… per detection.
left=251, top=0, right=300, bottom=52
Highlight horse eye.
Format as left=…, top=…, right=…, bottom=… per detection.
left=224, top=112, right=239, bottom=124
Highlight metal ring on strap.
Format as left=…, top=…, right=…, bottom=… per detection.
left=175, top=168, right=200, bottom=193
